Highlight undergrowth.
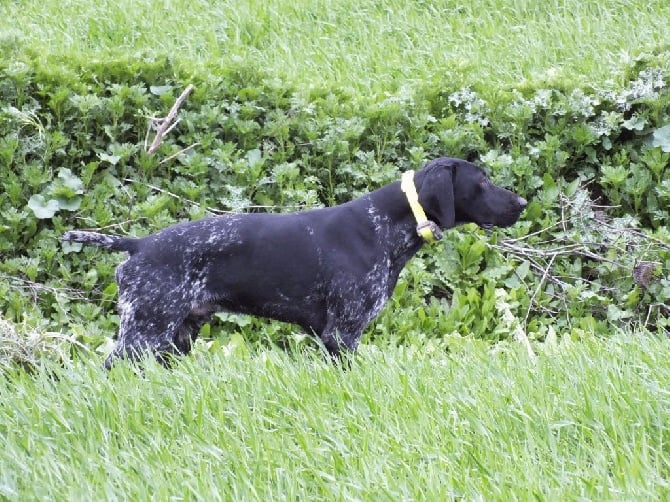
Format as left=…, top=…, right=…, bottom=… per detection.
left=1, top=51, right=668, bottom=361
left=0, top=1, right=669, bottom=364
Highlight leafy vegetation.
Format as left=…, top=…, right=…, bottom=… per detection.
left=1, top=51, right=668, bottom=357
left=1, top=0, right=668, bottom=358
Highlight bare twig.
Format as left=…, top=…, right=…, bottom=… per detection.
left=0, top=274, right=90, bottom=302
left=145, top=84, right=195, bottom=154
left=122, top=178, right=225, bottom=215
left=600, top=220, right=670, bottom=251
left=158, top=142, right=201, bottom=165
left=496, top=240, right=621, bottom=266
left=489, top=186, right=669, bottom=334
left=524, top=252, right=557, bottom=328
left=121, top=178, right=322, bottom=215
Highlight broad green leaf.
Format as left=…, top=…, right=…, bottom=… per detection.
left=27, top=194, right=59, bottom=219
left=246, top=148, right=262, bottom=166
left=55, top=196, right=82, bottom=211
left=61, top=240, right=82, bottom=253
left=622, top=115, right=646, bottom=131
left=651, top=125, right=670, bottom=152
left=56, top=167, right=84, bottom=195
left=149, top=85, right=173, bottom=96
left=98, top=152, right=121, bottom=165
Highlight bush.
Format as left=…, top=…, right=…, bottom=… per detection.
left=0, top=51, right=668, bottom=357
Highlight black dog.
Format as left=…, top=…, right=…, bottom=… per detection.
left=63, top=157, right=527, bottom=367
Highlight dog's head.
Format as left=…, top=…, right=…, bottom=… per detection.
left=416, top=157, right=527, bottom=230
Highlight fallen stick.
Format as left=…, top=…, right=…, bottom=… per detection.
left=146, top=84, right=195, bottom=154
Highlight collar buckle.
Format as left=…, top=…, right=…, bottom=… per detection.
left=416, top=221, right=443, bottom=242
left=400, top=170, right=442, bottom=244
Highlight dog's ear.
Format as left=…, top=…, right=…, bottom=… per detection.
left=417, top=162, right=455, bottom=229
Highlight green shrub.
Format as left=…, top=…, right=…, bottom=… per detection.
left=0, top=52, right=668, bottom=358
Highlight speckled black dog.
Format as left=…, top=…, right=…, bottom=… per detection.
left=63, top=157, right=527, bottom=367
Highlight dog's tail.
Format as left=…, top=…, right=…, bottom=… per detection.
left=62, top=231, right=139, bottom=253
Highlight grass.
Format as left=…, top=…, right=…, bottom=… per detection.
left=1, top=334, right=669, bottom=500
left=3, top=0, right=670, bottom=92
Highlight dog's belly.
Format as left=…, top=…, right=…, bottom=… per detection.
left=213, top=289, right=327, bottom=336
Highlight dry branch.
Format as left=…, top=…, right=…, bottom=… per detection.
left=145, top=84, right=195, bottom=155
left=490, top=188, right=668, bottom=333
left=159, top=142, right=201, bottom=165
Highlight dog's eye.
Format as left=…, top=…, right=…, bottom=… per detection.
left=479, top=177, right=489, bottom=186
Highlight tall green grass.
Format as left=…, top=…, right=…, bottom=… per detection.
left=3, top=0, right=670, bottom=91
left=1, top=335, right=669, bottom=499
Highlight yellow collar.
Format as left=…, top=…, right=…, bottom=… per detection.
left=400, top=170, right=441, bottom=243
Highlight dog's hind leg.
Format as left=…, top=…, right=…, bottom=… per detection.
left=172, top=307, right=215, bottom=356
left=104, top=280, right=196, bottom=368
left=319, top=318, right=365, bottom=363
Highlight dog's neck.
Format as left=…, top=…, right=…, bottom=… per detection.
left=358, top=181, right=428, bottom=266
left=400, top=171, right=441, bottom=243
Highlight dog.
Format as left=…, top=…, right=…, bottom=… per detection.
left=63, top=157, right=527, bottom=367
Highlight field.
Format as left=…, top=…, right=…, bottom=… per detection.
left=3, top=0, right=670, bottom=91
left=2, top=336, right=670, bottom=499
left=1, top=0, right=670, bottom=499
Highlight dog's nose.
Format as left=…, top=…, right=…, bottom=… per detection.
left=517, top=197, right=527, bottom=208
